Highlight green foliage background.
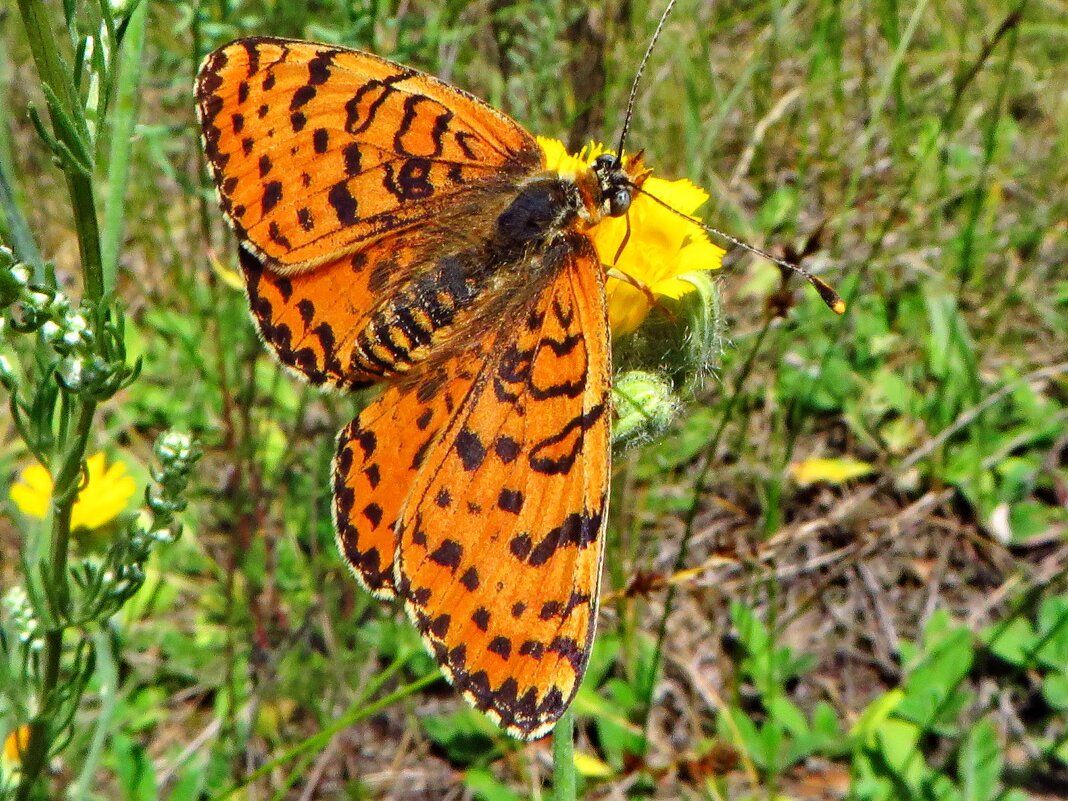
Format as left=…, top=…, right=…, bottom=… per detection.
left=1, top=0, right=1066, bottom=799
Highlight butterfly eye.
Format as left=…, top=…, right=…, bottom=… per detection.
left=608, top=188, right=631, bottom=217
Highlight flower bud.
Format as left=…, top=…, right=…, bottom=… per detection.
left=41, top=320, right=63, bottom=342
left=10, top=264, right=32, bottom=287
left=613, top=370, right=680, bottom=447
left=59, top=356, right=86, bottom=390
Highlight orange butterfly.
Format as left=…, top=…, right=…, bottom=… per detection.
left=196, top=37, right=679, bottom=739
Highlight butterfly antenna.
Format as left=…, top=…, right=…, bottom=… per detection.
left=616, top=0, right=680, bottom=158
left=635, top=186, right=847, bottom=314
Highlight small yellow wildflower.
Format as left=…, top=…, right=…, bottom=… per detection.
left=538, top=137, right=725, bottom=334
left=3, top=724, right=30, bottom=764
left=10, top=452, right=136, bottom=531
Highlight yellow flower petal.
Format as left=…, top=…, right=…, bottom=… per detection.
left=22, top=463, right=53, bottom=494
left=3, top=725, right=30, bottom=763
left=9, top=453, right=136, bottom=531
left=10, top=464, right=51, bottom=518
left=573, top=750, right=615, bottom=778
left=605, top=283, right=653, bottom=336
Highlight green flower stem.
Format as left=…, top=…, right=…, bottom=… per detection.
left=552, top=710, right=577, bottom=801
left=15, top=0, right=104, bottom=304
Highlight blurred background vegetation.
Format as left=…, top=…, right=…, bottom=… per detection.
left=1, top=0, right=1066, bottom=799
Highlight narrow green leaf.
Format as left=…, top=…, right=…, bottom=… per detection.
left=100, top=0, right=148, bottom=291
left=959, top=718, right=1000, bottom=801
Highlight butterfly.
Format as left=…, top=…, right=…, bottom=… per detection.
left=195, top=36, right=679, bottom=740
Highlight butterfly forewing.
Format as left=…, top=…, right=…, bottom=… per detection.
left=196, top=37, right=542, bottom=270
left=396, top=234, right=611, bottom=739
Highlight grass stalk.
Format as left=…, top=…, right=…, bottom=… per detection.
left=552, top=710, right=577, bottom=801
left=99, top=0, right=148, bottom=291
left=72, top=628, right=120, bottom=801
left=210, top=666, right=438, bottom=800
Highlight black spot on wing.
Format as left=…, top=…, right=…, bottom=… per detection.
left=498, top=488, right=524, bottom=514
left=528, top=402, right=607, bottom=475
left=525, top=510, right=602, bottom=567
left=429, top=539, right=463, bottom=570
left=459, top=567, right=480, bottom=591
left=328, top=181, right=359, bottom=225
left=455, top=429, right=486, bottom=471
left=262, top=180, right=282, bottom=213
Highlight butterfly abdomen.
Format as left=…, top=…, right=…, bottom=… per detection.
left=351, top=251, right=488, bottom=376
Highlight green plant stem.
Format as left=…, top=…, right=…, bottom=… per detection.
left=16, top=400, right=97, bottom=801
left=552, top=710, right=577, bottom=801
left=16, top=0, right=104, bottom=303
left=13, top=5, right=110, bottom=794
left=15, top=505, right=72, bottom=801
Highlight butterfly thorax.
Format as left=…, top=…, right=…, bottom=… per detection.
left=348, top=173, right=589, bottom=381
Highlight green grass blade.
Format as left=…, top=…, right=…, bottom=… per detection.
left=100, top=0, right=148, bottom=291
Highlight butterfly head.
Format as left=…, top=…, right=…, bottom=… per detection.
left=590, top=151, right=651, bottom=220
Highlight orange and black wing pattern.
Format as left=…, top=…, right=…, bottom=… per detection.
left=333, top=233, right=611, bottom=738
left=196, top=37, right=542, bottom=269
left=332, top=352, right=484, bottom=599
left=196, top=37, right=616, bottom=740
left=197, top=38, right=544, bottom=388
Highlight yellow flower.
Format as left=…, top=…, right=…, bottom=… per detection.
left=10, top=452, right=136, bottom=531
left=538, top=137, right=725, bottom=334
left=3, top=725, right=30, bottom=764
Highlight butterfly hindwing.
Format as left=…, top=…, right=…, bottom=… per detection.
left=332, top=358, right=483, bottom=598
left=395, top=234, right=612, bottom=740
left=196, top=37, right=542, bottom=270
